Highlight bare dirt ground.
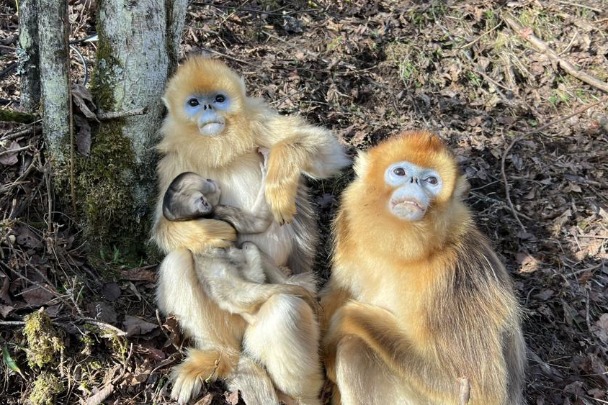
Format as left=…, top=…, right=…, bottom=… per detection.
left=1, top=0, right=608, bottom=404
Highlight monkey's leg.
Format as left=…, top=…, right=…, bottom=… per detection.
left=225, top=354, right=281, bottom=405
left=196, top=247, right=318, bottom=316
left=244, top=294, right=324, bottom=405
left=331, top=335, right=411, bottom=405
left=254, top=245, right=318, bottom=294
left=241, top=243, right=319, bottom=312
left=157, top=249, right=244, bottom=403
left=324, top=301, right=465, bottom=405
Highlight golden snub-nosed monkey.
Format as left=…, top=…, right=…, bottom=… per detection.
left=320, top=130, right=526, bottom=405
left=151, top=56, right=350, bottom=404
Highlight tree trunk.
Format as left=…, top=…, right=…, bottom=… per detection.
left=18, top=0, right=41, bottom=113
left=37, top=0, right=70, bottom=165
left=79, top=0, right=188, bottom=263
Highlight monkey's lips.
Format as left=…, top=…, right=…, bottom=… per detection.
left=198, top=120, right=225, bottom=136
left=390, top=198, right=426, bottom=220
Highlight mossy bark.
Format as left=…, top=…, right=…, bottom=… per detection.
left=78, top=0, right=188, bottom=265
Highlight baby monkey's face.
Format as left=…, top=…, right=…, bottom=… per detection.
left=162, top=172, right=222, bottom=221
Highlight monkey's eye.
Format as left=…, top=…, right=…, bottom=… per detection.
left=187, top=98, right=199, bottom=107
left=425, top=176, right=438, bottom=185
left=393, top=167, right=406, bottom=176
left=215, top=94, right=226, bottom=103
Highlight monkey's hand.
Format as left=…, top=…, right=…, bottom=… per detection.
left=265, top=140, right=305, bottom=224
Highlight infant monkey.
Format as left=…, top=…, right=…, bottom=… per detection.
left=162, top=170, right=318, bottom=320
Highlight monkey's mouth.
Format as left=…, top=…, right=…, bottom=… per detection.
left=198, top=119, right=226, bottom=136
left=390, top=198, right=426, bottom=220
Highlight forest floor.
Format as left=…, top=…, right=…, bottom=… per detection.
left=1, top=0, right=608, bottom=404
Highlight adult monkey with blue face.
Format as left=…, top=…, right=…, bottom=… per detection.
left=320, top=131, right=526, bottom=405
left=151, top=56, right=349, bottom=404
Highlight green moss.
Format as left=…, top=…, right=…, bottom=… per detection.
left=73, top=119, right=150, bottom=268
left=23, top=310, right=64, bottom=368
left=0, top=108, right=38, bottom=124
left=29, top=372, right=64, bottom=405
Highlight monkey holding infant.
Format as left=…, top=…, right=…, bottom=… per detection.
left=162, top=155, right=318, bottom=322
left=152, top=56, right=350, bottom=405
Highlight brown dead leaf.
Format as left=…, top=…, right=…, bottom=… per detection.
left=591, top=313, right=608, bottom=344
left=161, top=315, right=183, bottom=347
left=74, top=114, right=91, bottom=157
left=21, top=285, right=55, bottom=307
left=516, top=252, right=540, bottom=273
left=135, top=343, right=166, bottom=361
left=14, top=224, right=43, bottom=249
left=534, top=289, right=554, bottom=301
left=0, top=304, right=14, bottom=318
left=0, top=141, right=20, bottom=166
left=123, top=315, right=158, bottom=337
left=194, top=393, right=214, bottom=405
left=71, top=83, right=97, bottom=120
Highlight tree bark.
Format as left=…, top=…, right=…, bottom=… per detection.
left=37, top=0, right=70, bottom=164
left=80, top=0, right=188, bottom=262
left=18, top=0, right=41, bottom=113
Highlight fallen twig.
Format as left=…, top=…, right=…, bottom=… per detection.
left=502, top=12, right=608, bottom=93
left=96, top=107, right=146, bottom=120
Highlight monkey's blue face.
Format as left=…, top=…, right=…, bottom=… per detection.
left=385, top=161, right=442, bottom=221
left=183, top=92, right=232, bottom=136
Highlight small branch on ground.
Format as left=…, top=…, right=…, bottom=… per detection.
left=502, top=12, right=608, bottom=93
left=96, top=108, right=147, bottom=120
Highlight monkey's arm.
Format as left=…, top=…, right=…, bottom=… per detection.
left=323, top=301, right=460, bottom=400
left=212, top=205, right=272, bottom=234
left=256, top=115, right=350, bottom=224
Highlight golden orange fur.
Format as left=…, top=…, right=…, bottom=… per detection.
left=152, top=56, right=349, bottom=404
left=320, top=130, right=526, bottom=405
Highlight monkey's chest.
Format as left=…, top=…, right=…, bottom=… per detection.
left=203, top=158, right=294, bottom=267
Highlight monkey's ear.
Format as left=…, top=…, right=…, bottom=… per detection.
left=453, top=174, right=470, bottom=200
left=353, top=150, right=370, bottom=177
left=162, top=96, right=171, bottom=111
left=162, top=96, right=171, bottom=110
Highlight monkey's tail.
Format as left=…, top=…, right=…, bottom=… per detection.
left=171, top=348, right=240, bottom=403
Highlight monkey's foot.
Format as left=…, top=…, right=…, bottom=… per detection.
left=170, top=349, right=236, bottom=404
left=170, top=364, right=204, bottom=405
